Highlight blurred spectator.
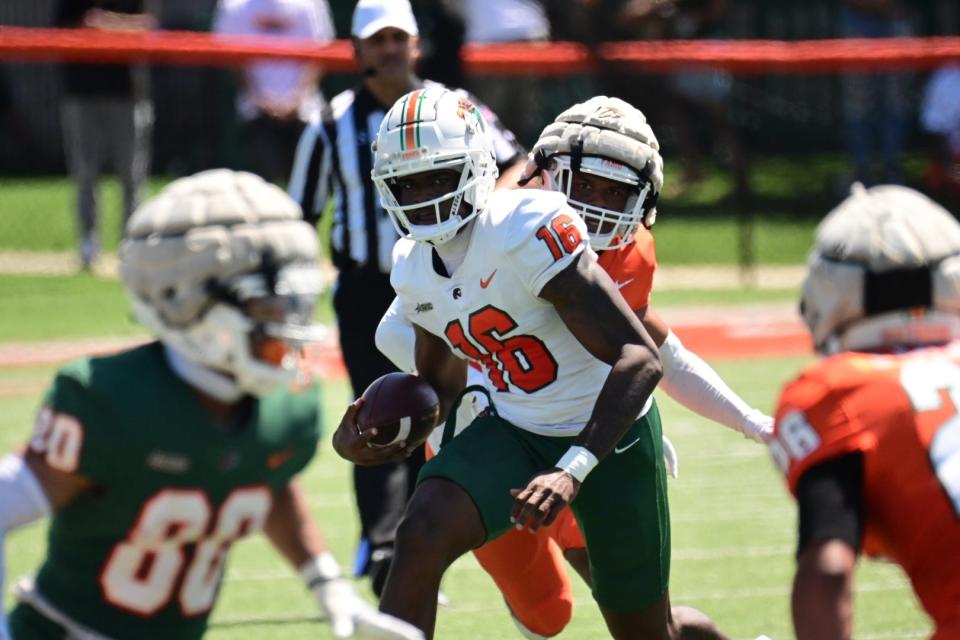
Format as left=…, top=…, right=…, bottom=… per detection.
left=460, top=0, right=551, bottom=145
left=840, top=0, right=913, bottom=185
left=55, top=0, right=157, bottom=271
left=213, top=0, right=334, bottom=183
left=412, top=0, right=466, bottom=89
left=288, top=0, right=526, bottom=597
left=0, top=66, right=42, bottom=171
left=921, top=64, right=960, bottom=208
left=590, top=0, right=748, bottom=203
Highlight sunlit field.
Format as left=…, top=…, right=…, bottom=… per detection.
left=0, top=353, right=929, bottom=640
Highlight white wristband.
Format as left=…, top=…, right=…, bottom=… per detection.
left=555, top=446, right=599, bottom=483
left=299, top=552, right=342, bottom=590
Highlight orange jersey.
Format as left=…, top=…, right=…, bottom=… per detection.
left=772, top=343, right=960, bottom=631
left=597, top=227, right=657, bottom=311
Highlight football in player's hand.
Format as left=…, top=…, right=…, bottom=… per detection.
left=356, top=373, right=440, bottom=447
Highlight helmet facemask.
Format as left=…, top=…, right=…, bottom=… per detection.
left=372, top=88, right=499, bottom=246
left=549, top=154, right=651, bottom=251
left=375, top=150, right=493, bottom=246
left=131, top=261, right=325, bottom=397
left=120, top=169, right=326, bottom=398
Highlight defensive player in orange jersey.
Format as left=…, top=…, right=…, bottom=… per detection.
left=769, top=183, right=960, bottom=640
left=528, top=97, right=772, bottom=446
left=373, top=97, right=770, bottom=639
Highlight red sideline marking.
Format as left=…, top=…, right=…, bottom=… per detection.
left=672, top=321, right=811, bottom=360
left=0, top=320, right=808, bottom=376
left=0, top=338, right=348, bottom=380
left=303, top=342, right=347, bottom=379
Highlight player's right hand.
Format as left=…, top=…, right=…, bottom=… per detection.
left=331, top=400, right=414, bottom=466
left=510, top=469, right=581, bottom=532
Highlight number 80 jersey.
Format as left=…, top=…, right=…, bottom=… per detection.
left=391, top=189, right=613, bottom=437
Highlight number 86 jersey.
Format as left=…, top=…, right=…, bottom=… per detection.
left=771, top=343, right=960, bottom=632
left=391, top=189, right=618, bottom=437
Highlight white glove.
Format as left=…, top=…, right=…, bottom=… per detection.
left=301, top=554, right=424, bottom=640
left=741, top=409, right=774, bottom=443
left=662, top=435, right=679, bottom=479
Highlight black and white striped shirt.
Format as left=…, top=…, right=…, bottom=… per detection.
left=288, top=80, right=525, bottom=274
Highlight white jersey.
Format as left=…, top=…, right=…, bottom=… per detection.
left=391, top=189, right=613, bottom=437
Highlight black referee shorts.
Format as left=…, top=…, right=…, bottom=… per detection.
left=333, top=267, right=425, bottom=593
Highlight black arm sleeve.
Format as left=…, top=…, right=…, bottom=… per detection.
left=795, top=452, right=866, bottom=558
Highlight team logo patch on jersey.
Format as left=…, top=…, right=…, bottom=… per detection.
left=146, top=451, right=191, bottom=474
left=220, top=450, right=242, bottom=471
left=415, top=302, right=433, bottom=314
left=452, top=287, right=463, bottom=300
left=266, top=448, right=296, bottom=470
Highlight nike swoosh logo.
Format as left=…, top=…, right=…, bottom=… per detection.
left=616, top=278, right=635, bottom=290
left=480, top=270, right=497, bottom=289
left=614, top=437, right=641, bottom=454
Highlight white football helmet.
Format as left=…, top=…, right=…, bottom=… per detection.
left=801, top=183, right=960, bottom=355
left=531, top=96, right=664, bottom=251
left=120, top=169, right=325, bottom=396
left=372, top=87, right=498, bottom=245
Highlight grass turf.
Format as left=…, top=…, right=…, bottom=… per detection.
left=0, top=159, right=826, bottom=267
left=0, top=274, right=796, bottom=343
left=0, top=274, right=336, bottom=342
left=0, top=356, right=930, bottom=639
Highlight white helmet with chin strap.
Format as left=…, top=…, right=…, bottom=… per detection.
left=802, top=183, right=960, bottom=355
left=372, top=87, right=498, bottom=245
left=120, top=169, right=325, bottom=396
left=529, top=96, right=664, bottom=251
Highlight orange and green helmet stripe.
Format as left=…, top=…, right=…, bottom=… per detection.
left=399, top=90, right=426, bottom=150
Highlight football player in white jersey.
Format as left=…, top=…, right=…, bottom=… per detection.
left=370, top=95, right=771, bottom=639
left=332, top=87, right=726, bottom=639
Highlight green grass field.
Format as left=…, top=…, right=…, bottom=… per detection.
left=0, top=283, right=933, bottom=639
left=0, top=157, right=829, bottom=267
left=0, top=274, right=799, bottom=342
left=0, top=358, right=930, bottom=639
left=0, top=163, right=933, bottom=638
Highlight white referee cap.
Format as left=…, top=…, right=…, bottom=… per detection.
left=351, top=0, right=419, bottom=39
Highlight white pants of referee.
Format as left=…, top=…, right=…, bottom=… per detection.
left=61, top=96, right=153, bottom=256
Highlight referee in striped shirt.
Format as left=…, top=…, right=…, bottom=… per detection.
left=288, top=0, right=527, bottom=596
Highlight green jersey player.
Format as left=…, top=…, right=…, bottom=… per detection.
left=0, top=170, right=421, bottom=640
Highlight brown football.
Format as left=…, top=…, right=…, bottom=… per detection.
left=356, top=372, right=440, bottom=447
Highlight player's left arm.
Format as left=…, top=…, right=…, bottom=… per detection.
left=512, top=249, right=662, bottom=531
left=638, top=306, right=773, bottom=442
left=264, top=480, right=423, bottom=640
left=790, top=453, right=864, bottom=640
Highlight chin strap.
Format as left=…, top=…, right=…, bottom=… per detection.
left=516, top=149, right=554, bottom=187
